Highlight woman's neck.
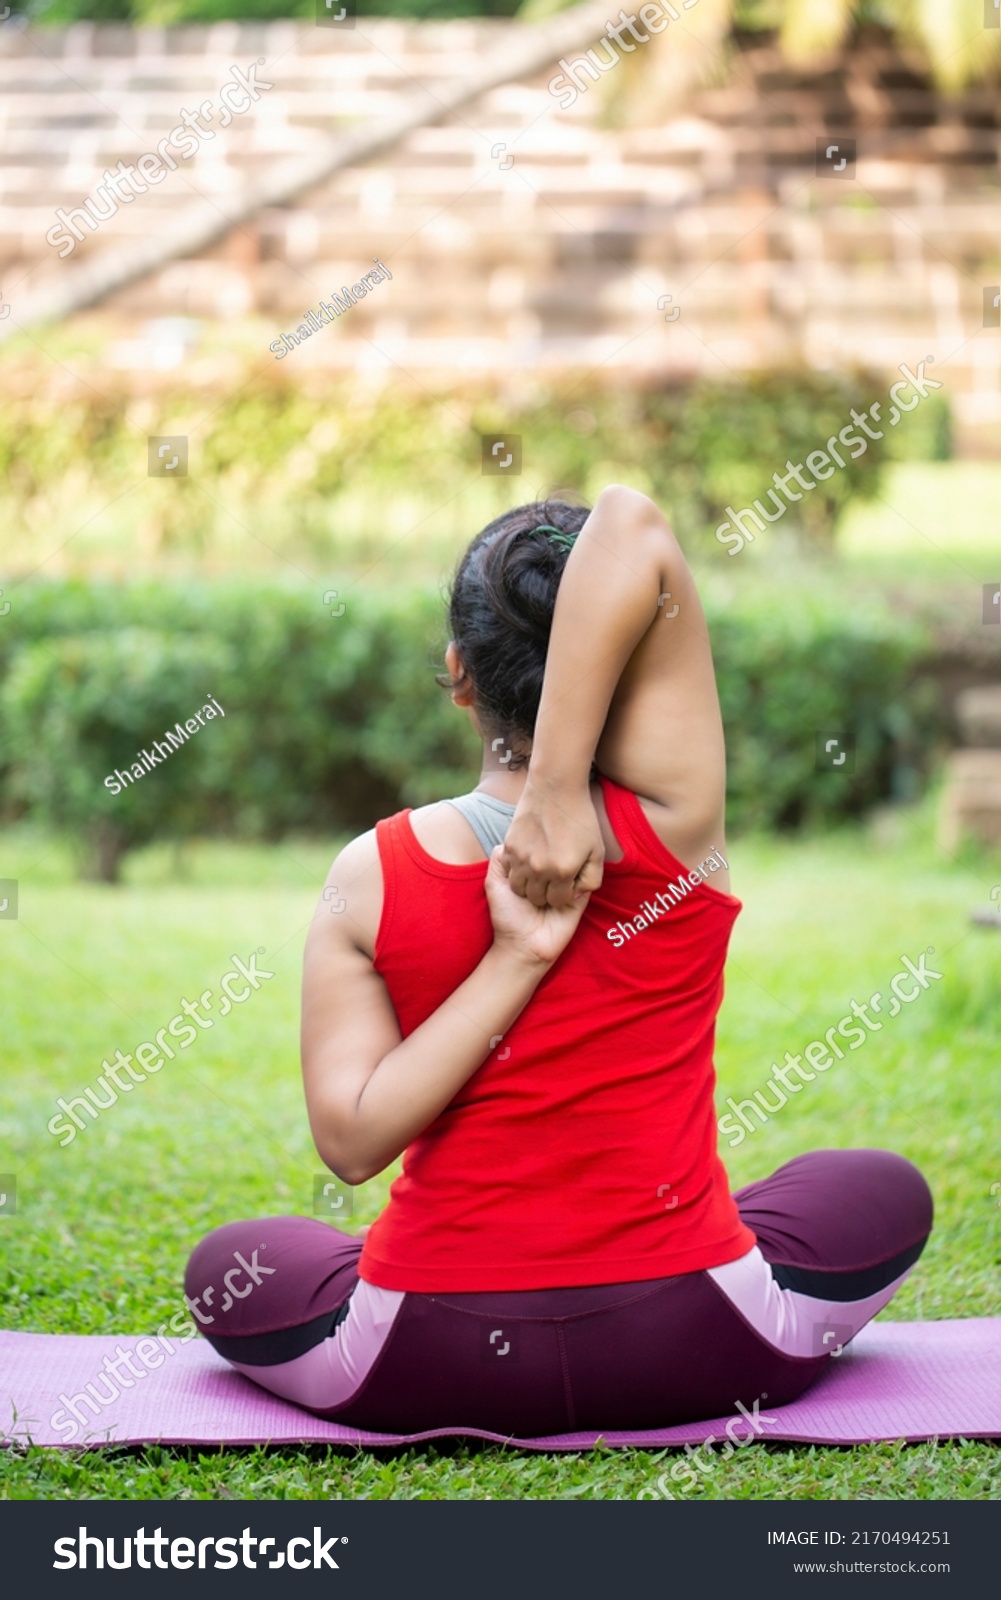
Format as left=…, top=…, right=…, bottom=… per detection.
left=474, top=743, right=532, bottom=805
left=474, top=748, right=597, bottom=805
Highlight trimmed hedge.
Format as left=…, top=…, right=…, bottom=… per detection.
left=0, top=578, right=945, bottom=879
left=0, top=367, right=949, bottom=579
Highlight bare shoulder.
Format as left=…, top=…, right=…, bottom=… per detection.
left=409, top=800, right=495, bottom=864
left=310, top=827, right=384, bottom=960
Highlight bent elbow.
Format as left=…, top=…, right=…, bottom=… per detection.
left=307, top=1085, right=395, bottom=1188
left=315, top=1136, right=381, bottom=1189
left=338, top=1161, right=379, bottom=1188
left=597, top=483, right=661, bottom=519
left=597, top=484, right=675, bottom=545
left=318, top=1150, right=373, bottom=1190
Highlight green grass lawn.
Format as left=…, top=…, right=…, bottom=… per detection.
left=1, top=806, right=999, bottom=1501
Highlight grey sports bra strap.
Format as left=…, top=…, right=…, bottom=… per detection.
left=443, top=791, right=517, bottom=856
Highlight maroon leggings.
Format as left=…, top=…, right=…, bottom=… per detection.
left=184, top=1149, right=932, bottom=1434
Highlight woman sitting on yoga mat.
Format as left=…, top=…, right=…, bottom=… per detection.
left=186, top=485, right=932, bottom=1434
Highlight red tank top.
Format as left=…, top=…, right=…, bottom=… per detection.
left=358, top=776, right=756, bottom=1292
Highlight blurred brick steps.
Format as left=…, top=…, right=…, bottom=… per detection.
left=939, top=747, right=1001, bottom=851
left=0, top=18, right=999, bottom=437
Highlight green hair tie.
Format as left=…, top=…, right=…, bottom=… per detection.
left=534, top=523, right=577, bottom=553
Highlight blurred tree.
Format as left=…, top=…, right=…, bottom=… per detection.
left=763, top=0, right=1001, bottom=91
left=1, top=629, right=234, bottom=880
left=519, top=0, right=1001, bottom=113
left=14, top=1, right=997, bottom=95
left=13, top=0, right=991, bottom=110
left=17, top=0, right=520, bottom=20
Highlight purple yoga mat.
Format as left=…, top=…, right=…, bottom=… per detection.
left=2, top=1319, right=999, bottom=1450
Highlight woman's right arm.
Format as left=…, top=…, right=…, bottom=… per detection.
left=301, top=835, right=589, bottom=1185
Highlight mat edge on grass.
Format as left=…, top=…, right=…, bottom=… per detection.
left=3, top=1319, right=1000, bottom=1452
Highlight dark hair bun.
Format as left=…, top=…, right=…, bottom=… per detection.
left=441, top=500, right=590, bottom=754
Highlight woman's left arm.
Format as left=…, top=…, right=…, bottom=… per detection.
left=502, top=484, right=726, bottom=906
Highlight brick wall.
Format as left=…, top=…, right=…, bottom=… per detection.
left=1, top=19, right=999, bottom=444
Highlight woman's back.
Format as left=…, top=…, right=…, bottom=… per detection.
left=358, top=775, right=754, bottom=1293
left=186, top=488, right=932, bottom=1439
